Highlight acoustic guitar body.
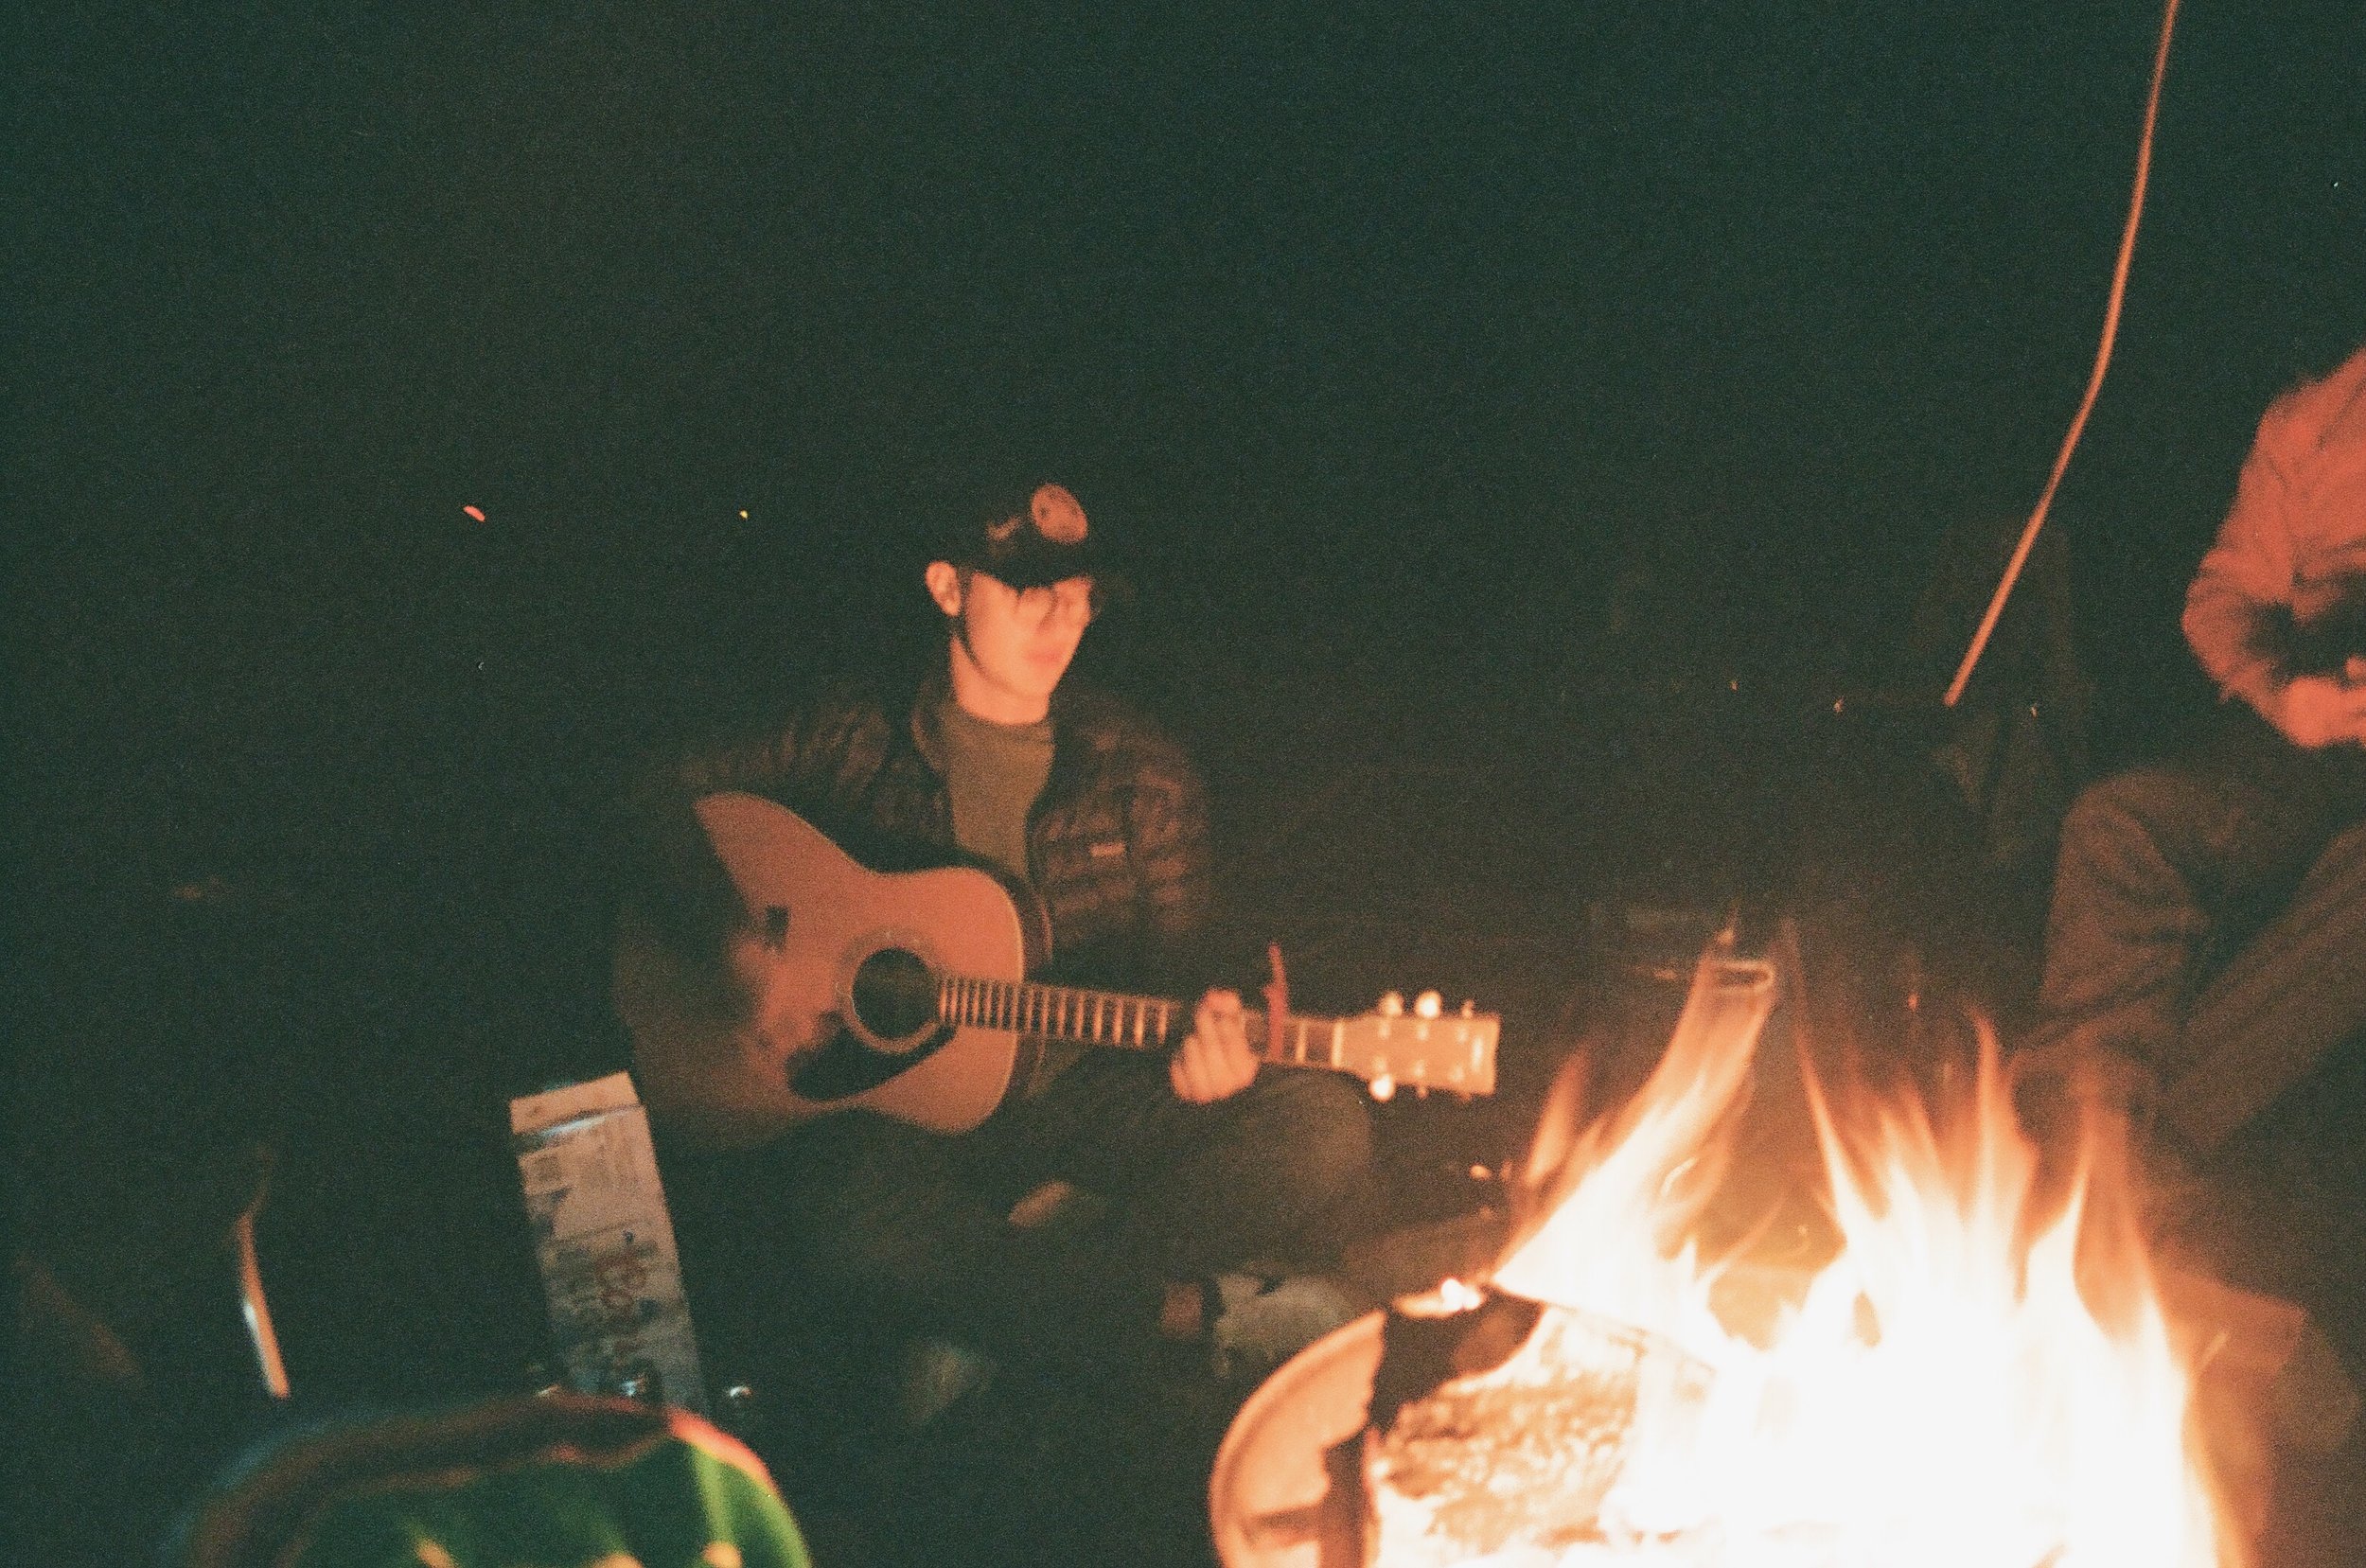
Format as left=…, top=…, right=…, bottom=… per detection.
left=615, top=792, right=1046, bottom=1150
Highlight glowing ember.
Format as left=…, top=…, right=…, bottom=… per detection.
left=1464, top=943, right=2242, bottom=1568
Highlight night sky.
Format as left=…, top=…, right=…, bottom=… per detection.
left=12, top=0, right=2364, bottom=913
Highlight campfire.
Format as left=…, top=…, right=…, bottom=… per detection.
left=1216, top=938, right=2289, bottom=1568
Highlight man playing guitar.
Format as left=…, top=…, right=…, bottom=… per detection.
left=620, top=467, right=1376, bottom=1418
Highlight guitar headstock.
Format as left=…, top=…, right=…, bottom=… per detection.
left=1332, top=990, right=1499, bottom=1100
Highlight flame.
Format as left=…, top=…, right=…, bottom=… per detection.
left=1482, top=942, right=2244, bottom=1567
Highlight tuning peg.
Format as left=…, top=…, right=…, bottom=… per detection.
left=1368, top=1071, right=1397, bottom=1102
left=1376, top=991, right=1404, bottom=1018
left=1460, top=998, right=1475, bottom=1018
left=1414, top=990, right=1442, bottom=1020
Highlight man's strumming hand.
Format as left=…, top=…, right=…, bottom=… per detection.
left=1171, top=987, right=1260, bottom=1103
left=2264, top=673, right=2366, bottom=749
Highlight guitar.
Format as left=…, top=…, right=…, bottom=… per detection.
left=614, top=792, right=1501, bottom=1150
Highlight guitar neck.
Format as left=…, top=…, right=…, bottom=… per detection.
left=937, top=974, right=1351, bottom=1069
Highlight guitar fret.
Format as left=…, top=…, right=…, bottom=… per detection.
left=923, top=967, right=1492, bottom=1097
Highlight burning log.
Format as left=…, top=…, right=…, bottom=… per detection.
left=1360, top=1287, right=1713, bottom=1567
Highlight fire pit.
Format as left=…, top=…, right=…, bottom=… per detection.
left=1211, top=1290, right=1715, bottom=1567
left=1208, top=1308, right=1380, bottom=1568
left=1212, top=939, right=2275, bottom=1568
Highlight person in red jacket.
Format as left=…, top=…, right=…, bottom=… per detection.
left=2027, top=342, right=2366, bottom=1168
left=624, top=470, right=1374, bottom=1418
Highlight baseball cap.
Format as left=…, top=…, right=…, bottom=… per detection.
left=932, top=479, right=1132, bottom=601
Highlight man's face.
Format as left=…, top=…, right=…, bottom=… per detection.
left=928, top=564, right=1097, bottom=721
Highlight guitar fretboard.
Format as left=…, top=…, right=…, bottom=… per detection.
left=936, top=975, right=1356, bottom=1069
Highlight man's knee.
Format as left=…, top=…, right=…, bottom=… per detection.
left=2061, top=768, right=2177, bottom=854
left=1245, top=1071, right=1374, bottom=1198
left=2052, top=767, right=2226, bottom=901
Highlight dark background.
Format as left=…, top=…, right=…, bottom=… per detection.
left=14, top=1, right=2363, bottom=847
left=9, top=0, right=2365, bottom=1416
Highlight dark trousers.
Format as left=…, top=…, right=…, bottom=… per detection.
left=662, top=1054, right=1375, bottom=1386
left=2033, top=706, right=2366, bottom=1139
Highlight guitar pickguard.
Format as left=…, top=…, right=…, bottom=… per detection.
left=790, top=1020, right=960, bottom=1102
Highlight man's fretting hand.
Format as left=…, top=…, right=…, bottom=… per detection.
left=2266, top=673, right=2366, bottom=749
left=1171, top=988, right=1260, bottom=1103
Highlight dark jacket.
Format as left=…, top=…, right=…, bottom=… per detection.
left=636, top=666, right=1216, bottom=996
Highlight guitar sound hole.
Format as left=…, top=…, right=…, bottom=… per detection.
left=850, top=945, right=939, bottom=1045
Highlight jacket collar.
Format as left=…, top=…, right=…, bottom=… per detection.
left=907, top=655, right=1082, bottom=794
left=909, top=661, right=954, bottom=778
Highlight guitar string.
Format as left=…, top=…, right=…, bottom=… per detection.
left=932, top=971, right=1490, bottom=1084
left=938, top=972, right=1384, bottom=1065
